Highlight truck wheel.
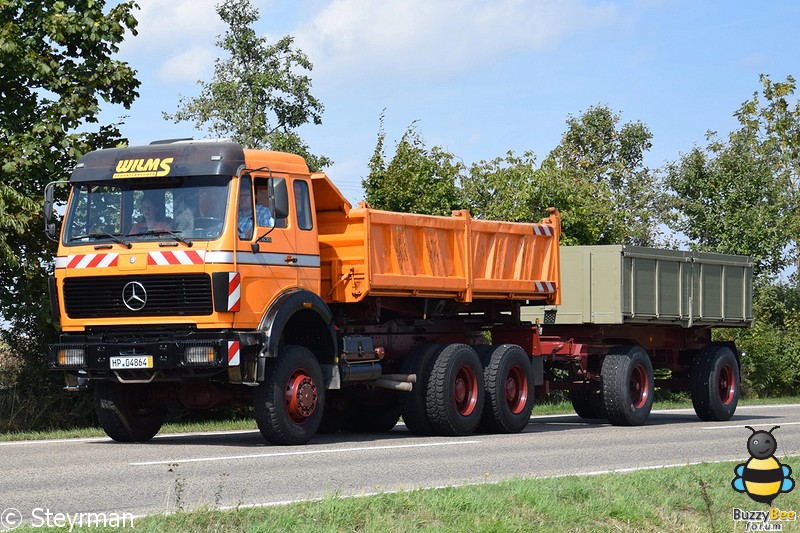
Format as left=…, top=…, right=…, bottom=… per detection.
left=691, top=345, right=740, bottom=421
left=94, top=382, right=166, bottom=443
left=569, top=387, right=606, bottom=420
left=254, top=345, right=325, bottom=445
left=601, top=345, right=654, bottom=426
left=426, top=344, right=485, bottom=436
left=400, top=344, right=445, bottom=436
left=477, top=345, right=534, bottom=433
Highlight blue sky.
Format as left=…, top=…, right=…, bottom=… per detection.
left=101, top=0, right=800, bottom=203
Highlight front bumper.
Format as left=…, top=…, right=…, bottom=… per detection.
left=48, top=328, right=265, bottom=381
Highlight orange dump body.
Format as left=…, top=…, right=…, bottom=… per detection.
left=312, top=173, right=561, bottom=305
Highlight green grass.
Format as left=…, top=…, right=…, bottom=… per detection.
left=3, top=395, right=799, bottom=442
left=15, top=457, right=799, bottom=532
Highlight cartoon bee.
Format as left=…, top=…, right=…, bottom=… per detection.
left=732, top=425, right=795, bottom=505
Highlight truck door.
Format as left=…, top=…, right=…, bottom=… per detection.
left=234, top=175, right=297, bottom=327
left=291, top=178, right=321, bottom=295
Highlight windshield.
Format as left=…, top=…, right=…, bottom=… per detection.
left=63, top=175, right=231, bottom=245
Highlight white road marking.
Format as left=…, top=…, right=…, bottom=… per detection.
left=130, top=440, right=482, bottom=466
left=702, top=421, right=800, bottom=430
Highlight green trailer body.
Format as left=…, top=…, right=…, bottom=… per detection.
left=522, top=245, right=754, bottom=328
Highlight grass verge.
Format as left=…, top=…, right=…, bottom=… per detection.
left=16, top=457, right=798, bottom=532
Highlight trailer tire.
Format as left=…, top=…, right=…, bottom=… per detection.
left=691, top=345, right=740, bottom=421
left=477, top=345, right=534, bottom=433
left=254, top=345, right=324, bottom=445
left=569, top=388, right=606, bottom=420
left=601, top=345, right=654, bottom=426
left=426, top=344, right=485, bottom=436
left=399, top=344, right=445, bottom=436
left=95, top=382, right=166, bottom=443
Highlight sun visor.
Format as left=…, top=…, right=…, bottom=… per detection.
left=69, top=142, right=246, bottom=182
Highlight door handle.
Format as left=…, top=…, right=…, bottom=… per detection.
left=285, top=255, right=298, bottom=264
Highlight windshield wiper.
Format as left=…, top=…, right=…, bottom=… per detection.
left=128, top=229, right=193, bottom=247
left=70, top=232, right=132, bottom=249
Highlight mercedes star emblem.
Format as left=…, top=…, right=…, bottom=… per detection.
left=122, top=281, right=147, bottom=311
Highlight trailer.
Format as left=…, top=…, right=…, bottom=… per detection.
left=523, top=245, right=753, bottom=424
left=44, top=141, right=752, bottom=445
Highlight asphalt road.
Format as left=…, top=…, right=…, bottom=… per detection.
left=1, top=404, right=798, bottom=526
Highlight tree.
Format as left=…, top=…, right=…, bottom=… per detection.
left=460, top=151, right=538, bottom=223
left=363, top=117, right=462, bottom=216
left=0, top=0, right=139, bottom=326
left=0, top=0, right=140, bottom=431
left=666, top=75, right=799, bottom=283
left=544, top=105, right=662, bottom=246
left=164, top=0, right=330, bottom=171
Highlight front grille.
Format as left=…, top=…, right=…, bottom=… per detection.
left=64, top=274, right=213, bottom=318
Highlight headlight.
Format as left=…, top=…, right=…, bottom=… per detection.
left=57, top=346, right=86, bottom=367
left=183, top=345, right=218, bottom=365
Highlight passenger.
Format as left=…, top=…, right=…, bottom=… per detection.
left=173, top=192, right=195, bottom=234
left=198, top=188, right=224, bottom=218
left=131, top=197, right=171, bottom=233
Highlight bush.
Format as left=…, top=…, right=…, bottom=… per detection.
left=715, top=284, right=800, bottom=398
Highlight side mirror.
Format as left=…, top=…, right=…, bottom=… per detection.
left=272, top=178, right=289, bottom=219
left=44, top=181, right=65, bottom=241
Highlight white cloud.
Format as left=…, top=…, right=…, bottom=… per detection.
left=116, top=0, right=223, bottom=86
left=121, top=0, right=223, bottom=54
left=157, top=45, right=217, bottom=83
left=294, top=0, right=619, bottom=82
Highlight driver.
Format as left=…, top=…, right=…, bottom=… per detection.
left=238, top=185, right=273, bottom=239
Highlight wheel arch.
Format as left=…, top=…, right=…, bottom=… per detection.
left=259, top=289, right=337, bottom=367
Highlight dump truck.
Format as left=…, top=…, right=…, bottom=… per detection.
left=44, top=141, right=753, bottom=445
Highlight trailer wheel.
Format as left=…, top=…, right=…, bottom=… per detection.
left=253, top=345, right=325, bottom=445
left=691, top=345, right=740, bottom=421
left=399, top=344, right=445, bottom=436
left=569, top=387, right=606, bottom=420
left=426, top=344, right=484, bottom=436
left=477, top=345, right=534, bottom=433
left=601, top=345, right=654, bottom=426
left=95, top=382, right=166, bottom=443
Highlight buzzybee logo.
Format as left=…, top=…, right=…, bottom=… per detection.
left=732, top=426, right=794, bottom=505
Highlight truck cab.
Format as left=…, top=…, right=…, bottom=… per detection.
left=47, top=141, right=339, bottom=443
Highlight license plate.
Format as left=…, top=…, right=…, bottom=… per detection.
left=110, top=356, right=153, bottom=369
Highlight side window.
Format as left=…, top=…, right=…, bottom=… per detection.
left=237, top=177, right=254, bottom=240
left=294, top=180, right=312, bottom=231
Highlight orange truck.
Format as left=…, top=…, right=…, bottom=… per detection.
left=44, top=141, right=752, bottom=445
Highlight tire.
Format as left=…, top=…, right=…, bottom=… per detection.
left=569, top=387, right=606, bottom=420
left=426, top=344, right=485, bottom=436
left=601, top=345, right=654, bottom=426
left=477, top=345, right=535, bottom=433
left=691, top=345, right=740, bottom=421
left=94, top=382, right=166, bottom=443
left=254, top=345, right=325, bottom=445
left=399, top=344, right=445, bottom=436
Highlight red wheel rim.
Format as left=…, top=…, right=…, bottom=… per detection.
left=719, top=363, right=736, bottom=405
left=285, top=369, right=318, bottom=423
left=505, top=364, right=529, bottom=414
left=630, top=364, right=649, bottom=409
left=453, top=365, right=478, bottom=416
